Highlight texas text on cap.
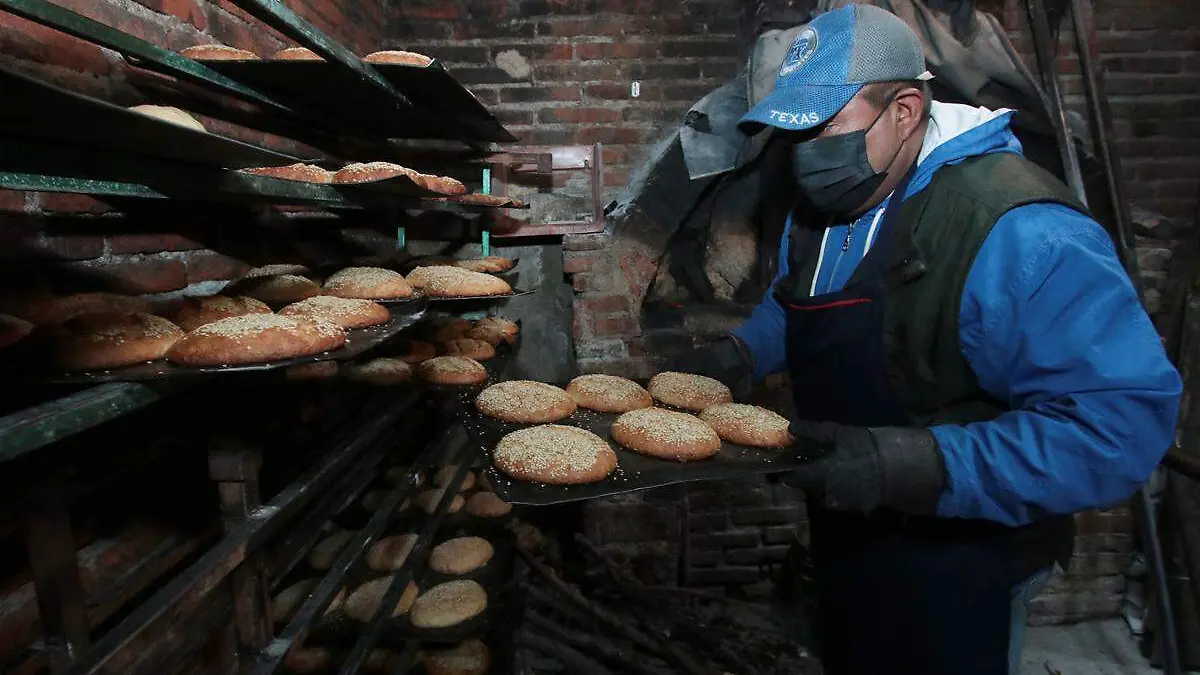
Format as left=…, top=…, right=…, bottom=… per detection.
left=739, top=4, right=935, bottom=135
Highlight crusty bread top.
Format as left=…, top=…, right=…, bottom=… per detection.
left=362, top=50, right=433, bottom=66
left=128, top=105, right=206, bottom=132
left=179, top=44, right=260, bottom=60
left=271, top=47, right=322, bottom=60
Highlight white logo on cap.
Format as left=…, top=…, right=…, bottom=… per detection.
left=769, top=110, right=821, bottom=126
left=779, top=26, right=819, bottom=77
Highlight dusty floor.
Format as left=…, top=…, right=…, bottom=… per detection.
left=1020, top=619, right=1197, bottom=674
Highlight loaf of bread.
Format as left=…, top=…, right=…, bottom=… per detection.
left=409, top=580, right=487, bottom=629
left=14, top=292, right=152, bottom=326
left=167, top=314, right=346, bottom=367
left=171, top=295, right=272, bottom=331
left=362, top=50, right=433, bottom=66
left=49, top=313, right=184, bottom=372
left=279, top=295, right=390, bottom=329
left=442, top=338, right=495, bottom=362
left=647, top=371, right=733, bottom=412
left=180, top=44, right=259, bottom=60
left=366, top=534, right=419, bottom=572
left=128, top=105, right=205, bottom=132
left=466, top=316, right=519, bottom=346
left=307, top=529, right=356, bottom=571
left=406, top=266, right=511, bottom=297
left=0, top=313, right=34, bottom=350
left=428, top=537, right=494, bottom=575
left=240, top=264, right=311, bottom=280
left=332, top=162, right=419, bottom=184
left=343, top=358, right=413, bottom=385
left=420, top=640, right=491, bottom=675
left=418, top=356, right=488, bottom=385
left=611, top=407, right=722, bottom=461
left=239, top=163, right=333, bottom=183
left=493, top=425, right=618, bottom=484
left=271, top=47, right=322, bottom=60
left=270, top=579, right=344, bottom=624
left=698, top=403, right=794, bottom=448
left=475, top=380, right=576, bottom=423
left=566, top=374, right=653, bottom=413
left=344, top=577, right=419, bottom=622
left=224, top=274, right=322, bottom=305
left=322, top=267, right=413, bottom=300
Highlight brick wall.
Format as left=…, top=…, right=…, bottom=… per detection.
left=0, top=0, right=390, bottom=297
left=385, top=0, right=742, bottom=204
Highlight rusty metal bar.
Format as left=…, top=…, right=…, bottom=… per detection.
left=25, top=493, right=90, bottom=675
left=66, top=390, right=418, bottom=675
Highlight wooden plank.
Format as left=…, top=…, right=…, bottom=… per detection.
left=25, top=495, right=90, bottom=674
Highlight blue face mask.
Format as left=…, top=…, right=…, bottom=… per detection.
left=791, top=97, right=901, bottom=216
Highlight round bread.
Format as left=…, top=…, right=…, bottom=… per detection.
left=611, top=407, right=722, bottom=461
left=284, top=647, right=333, bottom=674
left=415, top=173, right=468, bottom=196
left=240, top=163, right=332, bottom=183
left=271, top=46, right=321, bottom=60
left=428, top=537, right=494, bottom=575
left=442, top=338, right=495, bottom=361
left=454, top=256, right=514, bottom=273
left=465, top=491, right=511, bottom=518
left=567, top=374, right=653, bottom=413
left=180, top=44, right=259, bottom=60
left=493, top=425, right=617, bottom=485
left=167, top=314, right=345, bottom=366
left=344, top=577, right=419, bottom=622
left=270, top=579, right=344, bottom=624
left=343, top=358, right=413, bottom=385
left=322, top=267, right=414, bottom=300
left=466, top=316, right=519, bottom=346
left=240, top=264, right=311, bottom=280
left=49, top=313, right=184, bottom=372
left=432, top=318, right=474, bottom=343
left=361, top=490, right=410, bottom=514
left=418, top=356, right=488, bottom=385
left=413, top=488, right=465, bottom=514
left=172, top=295, right=272, bottom=331
left=397, top=339, right=436, bottom=364
left=224, top=274, right=321, bottom=305
left=364, top=650, right=400, bottom=673
left=14, top=292, right=152, bottom=325
left=332, top=161, right=418, bottom=184
left=698, top=403, right=794, bottom=448
left=307, top=529, right=355, bottom=571
left=128, top=104, right=205, bottom=131
left=362, top=49, right=433, bottom=66
left=421, top=639, right=490, bottom=675
left=475, top=380, right=575, bottom=424
left=280, top=295, right=389, bottom=329
left=409, top=580, right=487, bottom=629
left=285, top=360, right=339, bottom=380
left=647, top=371, right=733, bottom=412
left=406, top=266, right=511, bottom=298
left=433, top=466, right=476, bottom=491
left=366, top=534, right=418, bottom=571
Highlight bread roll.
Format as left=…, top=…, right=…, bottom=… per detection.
left=493, top=425, right=618, bottom=485
left=279, top=295, right=389, bottom=329
left=442, top=338, right=494, bottom=361
left=13, top=292, right=152, bottom=325
left=343, top=358, right=412, bottom=385
left=240, top=163, right=332, bottom=183
left=428, top=537, right=493, bottom=575
left=418, top=356, right=488, bottom=385
left=647, top=371, right=733, bottom=412
left=307, top=529, right=355, bottom=571
left=406, top=266, right=511, bottom=297
left=172, top=295, right=271, bottom=331
left=128, top=105, right=205, bottom=131
left=566, top=374, right=653, bottom=413
left=322, top=267, right=413, bottom=300
left=396, top=339, right=436, bottom=364
left=49, top=312, right=184, bottom=371
left=698, top=403, right=794, bottom=448
left=270, top=579, right=344, bottom=624
left=333, top=162, right=419, bottom=184
left=432, top=465, right=475, bottom=491
left=465, top=491, right=511, bottom=518
left=271, top=47, right=322, bottom=60
left=413, top=488, right=464, bottom=514
left=344, top=577, right=419, bottom=622
left=409, top=580, right=487, bottom=629
left=611, top=407, right=722, bottom=461
left=366, top=534, right=418, bottom=572
left=285, top=360, right=339, bottom=380
left=180, top=44, right=259, bottom=60
left=167, top=314, right=345, bottom=367
left=362, top=50, right=433, bottom=66
left=475, top=381, right=576, bottom=424
left=421, top=639, right=490, bottom=675
left=240, top=264, right=311, bottom=280
left=224, top=274, right=321, bottom=305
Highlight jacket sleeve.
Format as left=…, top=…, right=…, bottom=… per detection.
left=732, top=225, right=791, bottom=382
left=931, top=203, right=1182, bottom=527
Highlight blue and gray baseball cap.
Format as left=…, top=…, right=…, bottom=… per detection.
left=739, top=4, right=934, bottom=135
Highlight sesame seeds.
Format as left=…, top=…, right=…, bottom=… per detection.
left=421, top=639, right=489, bottom=672
left=191, top=313, right=305, bottom=338
left=614, top=407, right=718, bottom=445
left=282, top=295, right=377, bottom=319
left=648, top=371, right=733, bottom=410
left=494, top=425, right=613, bottom=479
left=422, top=356, right=486, bottom=374
left=476, top=381, right=571, bottom=417
left=325, top=266, right=405, bottom=289
left=409, top=580, right=487, bottom=628
left=699, top=403, right=789, bottom=430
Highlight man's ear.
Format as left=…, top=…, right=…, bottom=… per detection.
left=894, top=88, right=925, bottom=141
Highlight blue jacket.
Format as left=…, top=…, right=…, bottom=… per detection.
left=732, top=103, right=1182, bottom=527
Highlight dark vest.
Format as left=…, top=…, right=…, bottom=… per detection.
left=782, top=152, right=1088, bottom=569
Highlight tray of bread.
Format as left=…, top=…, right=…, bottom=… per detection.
left=186, top=46, right=515, bottom=143
left=450, top=373, right=828, bottom=505
left=0, top=64, right=298, bottom=170
left=404, top=265, right=531, bottom=302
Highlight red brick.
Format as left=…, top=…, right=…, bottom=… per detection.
left=64, top=256, right=188, bottom=294
left=538, top=107, right=622, bottom=124
left=496, top=109, right=536, bottom=127
left=394, top=0, right=461, bottom=20
left=489, top=42, right=574, bottom=61
left=575, top=41, right=659, bottom=60
left=136, top=0, right=207, bottom=30
left=593, top=314, right=639, bottom=337
left=391, top=21, right=454, bottom=41
left=562, top=232, right=611, bottom=251
left=577, top=126, right=646, bottom=144
left=0, top=14, right=114, bottom=76
left=563, top=253, right=597, bottom=274
left=183, top=250, right=248, bottom=283
left=0, top=190, right=28, bottom=215
left=108, top=234, right=202, bottom=254
left=660, top=39, right=735, bottom=59
left=582, top=295, right=629, bottom=313
left=572, top=272, right=612, bottom=293
left=631, top=61, right=703, bottom=80
left=39, top=194, right=111, bottom=214
left=499, top=85, right=580, bottom=104
left=537, top=16, right=636, bottom=37
left=622, top=105, right=683, bottom=124
left=662, top=82, right=721, bottom=103
left=518, top=127, right=577, bottom=145
left=454, top=19, right=536, bottom=40
left=534, top=61, right=631, bottom=83
left=604, top=169, right=631, bottom=187
left=454, top=66, right=525, bottom=85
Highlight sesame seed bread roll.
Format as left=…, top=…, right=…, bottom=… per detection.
left=428, top=537, right=494, bottom=575
left=280, top=295, right=390, bottom=329
left=127, top=105, right=205, bottom=131
left=409, top=580, right=487, bottom=629
left=343, top=357, right=413, bottom=385
left=49, top=312, right=184, bottom=372
left=172, top=295, right=272, bottom=331
left=611, top=407, right=721, bottom=461
left=475, top=380, right=576, bottom=424
left=180, top=44, right=260, bottom=60
left=240, top=264, right=311, bottom=280
left=224, top=274, right=322, bottom=305
left=284, top=647, right=333, bottom=674
left=396, top=339, right=436, bottom=364
left=466, top=316, right=519, bottom=346
left=285, top=360, right=339, bottom=380
left=442, top=338, right=495, bottom=361
left=698, top=403, right=794, bottom=448
left=566, top=374, right=654, bottom=413
left=332, top=161, right=418, bottom=184
left=413, top=487, right=465, bottom=514
left=344, top=577, right=419, bottom=622
left=465, top=491, right=511, bottom=518
left=418, top=356, right=488, bottom=385
left=270, top=579, right=345, bottom=624
left=405, top=266, right=511, bottom=297
left=362, top=50, right=433, bottom=66
left=421, top=639, right=491, bottom=675
left=307, top=529, right=356, bottom=571
left=647, top=371, right=733, bottom=412
left=15, top=292, right=152, bottom=325
left=271, top=47, right=322, bottom=60
left=433, top=319, right=474, bottom=343
left=167, top=314, right=345, bottom=366
left=322, top=267, right=413, bottom=300
left=493, top=425, right=617, bottom=485
left=366, top=534, right=419, bottom=572
left=433, top=465, right=476, bottom=491
left=240, top=163, right=332, bottom=183
left=453, top=256, right=514, bottom=273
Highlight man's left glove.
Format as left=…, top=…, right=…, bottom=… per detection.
left=784, top=421, right=947, bottom=515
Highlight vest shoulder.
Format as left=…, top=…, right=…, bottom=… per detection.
left=929, top=153, right=1085, bottom=215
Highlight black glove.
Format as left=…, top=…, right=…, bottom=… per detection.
left=663, top=335, right=754, bottom=400
left=783, top=420, right=946, bottom=515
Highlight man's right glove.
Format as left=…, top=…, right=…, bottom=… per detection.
left=663, top=335, right=754, bottom=400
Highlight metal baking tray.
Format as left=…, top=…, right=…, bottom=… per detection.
left=332, top=174, right=447, bottom=199
left=425, top=288, right=535, bottom=303
left=452, top=386, right=826, bottom=505
left=200, top=60, right=516, bottom=144
left=41, top=298, right=428, bottom=383
left=0, top=64, right=297, bottom=169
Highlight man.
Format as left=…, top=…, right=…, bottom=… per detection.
left=672, top=5, right=1182, bottom=675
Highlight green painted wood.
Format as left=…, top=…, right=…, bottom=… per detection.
left=0, top=384, right=164, bottom=463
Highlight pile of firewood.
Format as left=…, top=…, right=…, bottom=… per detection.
left=510, top=530, right=819, bottom=675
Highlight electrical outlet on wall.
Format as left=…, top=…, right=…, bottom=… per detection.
left=631, top=81, right=641, bottom=98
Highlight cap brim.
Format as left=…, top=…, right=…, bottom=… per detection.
left=737, top=82, right=863, bottom=135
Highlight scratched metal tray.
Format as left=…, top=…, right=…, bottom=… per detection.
left=0, top=64, right=297, bottom=169
left=452, top=384, right=825, bottom=505
left=201, top=59, right=516, bottom=143
left=41, top=298, right=428, bottom=383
